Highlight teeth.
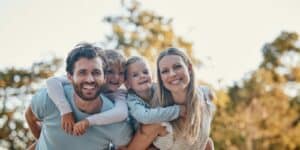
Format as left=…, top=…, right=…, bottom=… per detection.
left=139, top=80, right=148, bottom=84
left=171, top=79, right=180, bottom=85
left=83, top=85, right=95, bottom=89
left=109, top=81, right=119, bottom=85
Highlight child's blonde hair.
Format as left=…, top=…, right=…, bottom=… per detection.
left=101, top=49, right=126, bottom=73
left=124, top=56, right=145, bottom=80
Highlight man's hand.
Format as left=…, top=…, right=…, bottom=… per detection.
left=25, top=106, right=41, bottom=139
left=61, top=112, right=75, bottom=135
left=73, top=119, right=89, bottom=136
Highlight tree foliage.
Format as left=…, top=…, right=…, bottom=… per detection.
left=212, top=32, right=300, bottom=150
left=1, top=0, right=300, bottom=149
left=0, top=58, right=61, bottom=150
left=103, top=0, right=200, bottom=68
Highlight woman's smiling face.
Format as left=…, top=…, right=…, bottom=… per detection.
left=158, top=54, right=191, bottom=93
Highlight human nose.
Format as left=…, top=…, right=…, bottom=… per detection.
left=86, top=73, right=95, bottom=82
left=169, top=69, right=176, bottom=76
left=113, top=73, right=120, bottom=79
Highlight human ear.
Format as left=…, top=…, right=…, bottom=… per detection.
left=67, top=73, right=73, bottom=82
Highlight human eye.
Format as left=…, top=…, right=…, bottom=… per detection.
left=105, top=69, right=113, bottom=75
left=78, top=70, right=86, bottom=76
left=132, top=73, right=138, bottom=77
left=143, top=69, right=149, bottom=75
left=160, top=69, right=168, bottom=74
left=93, top=70, right=102, bottom=76
left=174, top=64, right=182, bottom=70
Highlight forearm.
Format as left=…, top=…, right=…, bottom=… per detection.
left=46, top=76, right=72, bottom=115
left=87, top=100, right=128, bottom=125
left=25, top=106, right=41, bottom=139
left=131, top=105, right=180, bottom=124
left=127, top=124, right=163, bottom=150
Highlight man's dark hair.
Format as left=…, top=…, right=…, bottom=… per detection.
left=66, top=42, right=106, bottom=75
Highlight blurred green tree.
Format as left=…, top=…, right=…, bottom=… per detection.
left=0, top=58, right=61, bottom=150
left=212, top=31, right=300, bottom=150
left=103, top=0, right=200, bottom=68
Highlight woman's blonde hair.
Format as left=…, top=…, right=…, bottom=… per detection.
left=156, top=47, right=202, bottom=144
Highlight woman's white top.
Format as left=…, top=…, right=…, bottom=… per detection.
left=153, top=86, right=216, bottom=150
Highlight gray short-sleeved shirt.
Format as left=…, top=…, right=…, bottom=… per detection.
left=31, top=85, right=132, bottom=150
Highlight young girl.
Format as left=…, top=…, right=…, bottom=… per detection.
left=46, top=49, right=128, bottom=135
left=124, top=56, right=186, bottom=149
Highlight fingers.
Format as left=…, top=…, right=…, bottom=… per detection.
left=61, top=112, right=75, bottom=135
left=66, top=120, right=74, bottom=134
left=72, top=122, right=87, bottom=136
left=73, top=125, right=81, bottom=136
left=73, top=125, right=82, bottom=136
left=158, top=126, right=168, bottom=136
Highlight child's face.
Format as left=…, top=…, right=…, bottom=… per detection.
left=105, top=64, right=125, bottom=92
left=126, top=60, right=152, bottom=93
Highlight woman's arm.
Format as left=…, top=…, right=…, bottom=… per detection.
left=127, top=124, right=165, bottom=150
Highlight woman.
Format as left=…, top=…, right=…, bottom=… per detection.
left=128, top=47, right=215, bottom=150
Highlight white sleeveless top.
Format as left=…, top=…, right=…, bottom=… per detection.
left=153, top=86, right=215, bottom=150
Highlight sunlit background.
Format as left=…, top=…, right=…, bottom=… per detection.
left=1, top=0, right=300, bottom=149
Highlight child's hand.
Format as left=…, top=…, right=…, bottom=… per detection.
left=61, top=112, right=75, bottom=135
left=73, top=119, right=90, bottom=136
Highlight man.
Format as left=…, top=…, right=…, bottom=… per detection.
left=25, top=43, right=132, bottom=150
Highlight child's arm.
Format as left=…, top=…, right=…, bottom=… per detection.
left=127, top=94, right=184, bottom=124
left=46, top=76, right=74, bottom=134
left=72, top=90, right=128, bottom=136
left=86, top=93, right=128, bottom=125
left=46, top=76, right=72, bottom=115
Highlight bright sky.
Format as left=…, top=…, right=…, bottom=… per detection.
left=1, top=0, right=300, bottom=87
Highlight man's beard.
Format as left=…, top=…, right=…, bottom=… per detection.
left=73, top=82, right=101, bottom=101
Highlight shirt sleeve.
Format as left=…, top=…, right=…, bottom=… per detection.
left=199, top=86, right=216, bottom=114
left=86, top=97, right=128, bottom=126
left=30, top=88, right=57, bottom=120
left=46, top=75, right=72, bottom=115
left=127, top=94, right=180, bottom=124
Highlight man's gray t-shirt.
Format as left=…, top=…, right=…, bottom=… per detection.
left=31, top=85, right=132, bottom=150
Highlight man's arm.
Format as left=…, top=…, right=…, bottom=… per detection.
left=25, top=106, right=41, bottom=139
